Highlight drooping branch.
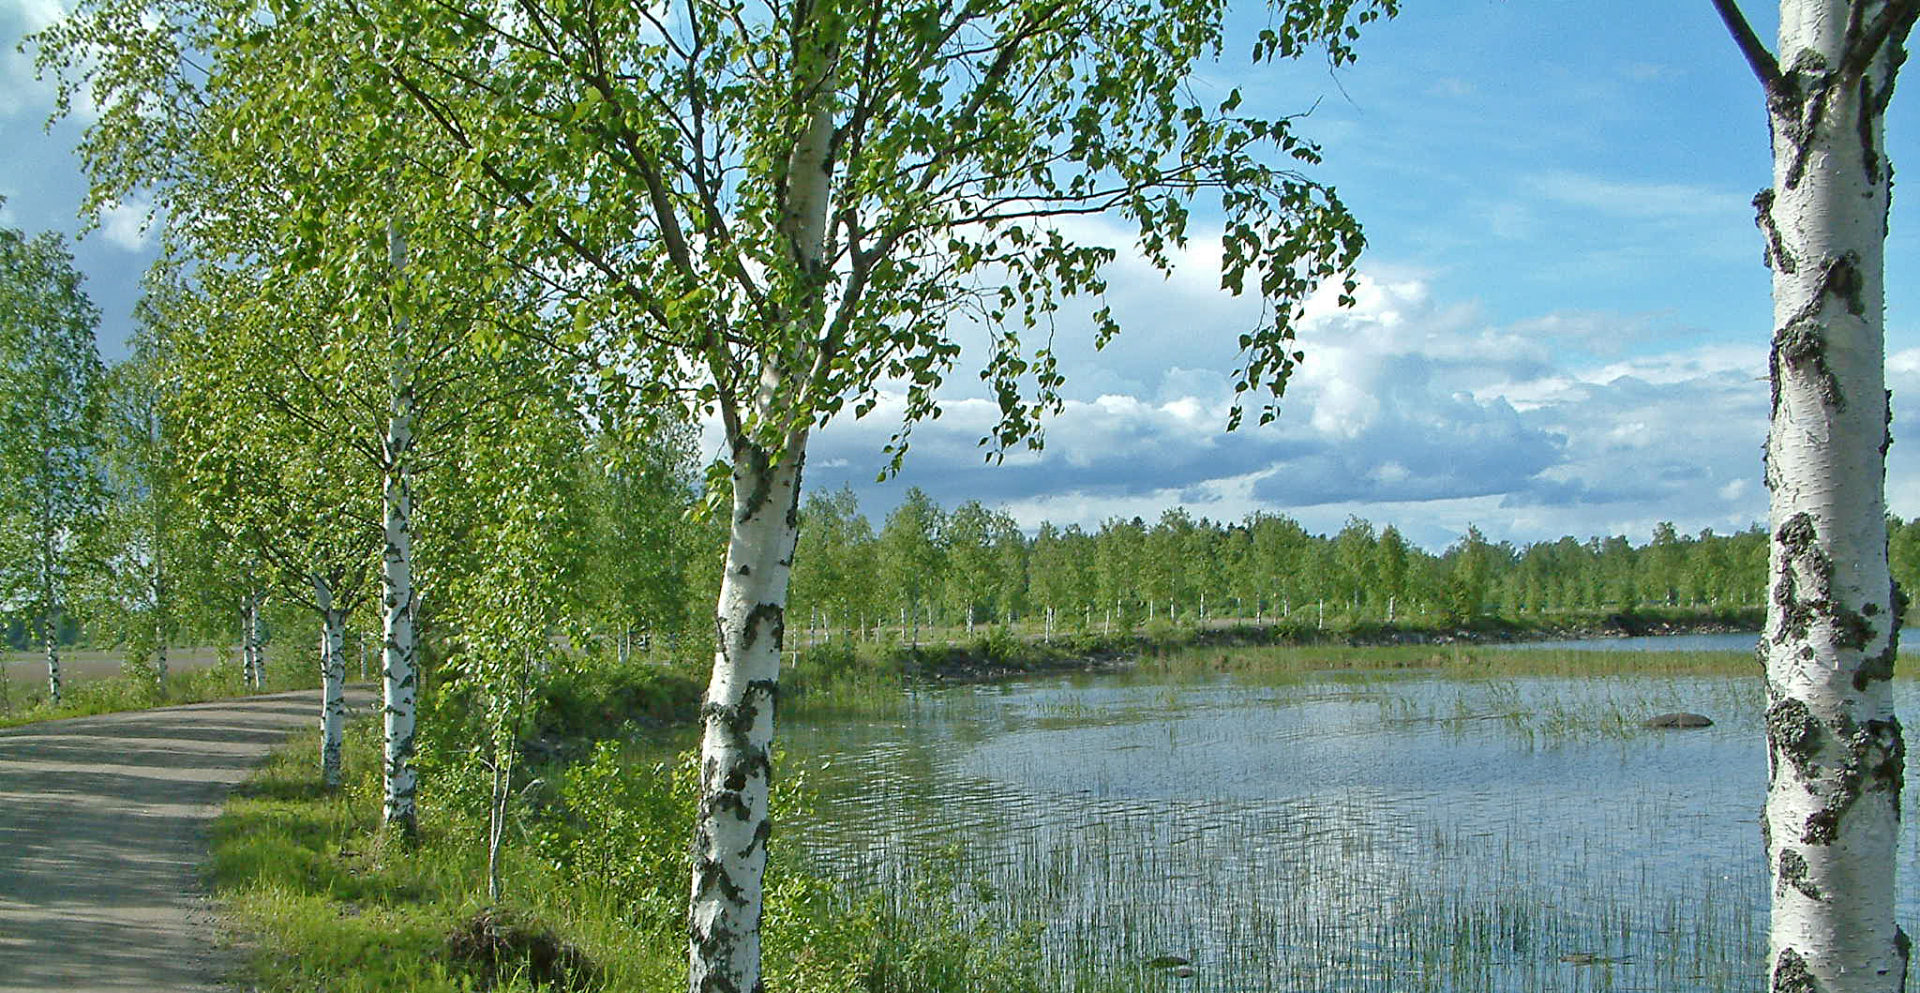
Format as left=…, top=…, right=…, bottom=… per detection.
left=1712, top=0, right=1785, bottom=93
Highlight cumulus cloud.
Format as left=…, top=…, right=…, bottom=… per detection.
left=99, top=195, right=156, bottom=251
left=0, top=0, right=69, bottom=119
left=797, top=266, right=1793, bottom=549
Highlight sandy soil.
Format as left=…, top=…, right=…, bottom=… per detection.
left=0, top=688, right=378, bottom=992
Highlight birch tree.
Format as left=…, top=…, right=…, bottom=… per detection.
left=1713, top=1, right=1918, bottom=988
left=363, top=1, right=1395, bottom=985
left=89, top=323, right=180, bottom=686
left=0, top=221, right=106, bottom=707
left=146, top=265, right=366, bottom=781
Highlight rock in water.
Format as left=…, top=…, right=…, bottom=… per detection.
left=1643, top=712, right=1713, bottom=729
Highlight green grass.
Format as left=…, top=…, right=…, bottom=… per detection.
left=211, top=714, right=1156, bottom=993
left=0, top=657, right=319, bottom=728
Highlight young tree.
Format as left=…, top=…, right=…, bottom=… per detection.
left=0, top=222, right=105, bottom=706
left=879, top=488, right=946, bottom=644
left=88, top=331, right=179, bottom=685
left=1713, top=2, right=1917, bottom=987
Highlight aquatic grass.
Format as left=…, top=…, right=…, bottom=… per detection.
left=215, top=711, right=1126, bottom=993
left=786, top=670, right=1787, bottom=993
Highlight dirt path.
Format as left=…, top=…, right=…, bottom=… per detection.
left=0, top=689, right=378, bottom=992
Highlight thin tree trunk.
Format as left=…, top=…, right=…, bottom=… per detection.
left=687, top=439, right=804, bottom=993
left=314, top=575, right=348, bottom=789
left=249, top=592, right=265, bottom=688
left=42, top=611, right=60, bottom=707
left=382, top=219, right=419, bottom=838
left=1726, top=1, right=1916, bottom=988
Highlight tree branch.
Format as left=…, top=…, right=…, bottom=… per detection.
left=1844, top=0, right=1920, bottom=76
left=1711, top=0, right=1784, bottom=92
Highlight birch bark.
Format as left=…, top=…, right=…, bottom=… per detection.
left=686, top=437, right=804, bottom=993
left=313, top=575, right=348, bottom=789
left=382, top=221, right=419, bottom=837
left=249, top=592, right=265, bottom=688
left=686, top=23, right=836, bottom=984
left=1716, top=1, right=1920, bottom=988
left=41, top=613, right=60, bottom=707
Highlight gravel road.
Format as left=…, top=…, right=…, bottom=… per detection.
left=0, top=689, right=376, bottom=992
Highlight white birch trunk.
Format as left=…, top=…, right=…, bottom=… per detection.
left=239, top=597, right=254, bottom=689
left=1751, top=3, right=1913, bottom=988
left=382, top=220, right=419, bottom=837
left=42, top=612, right=60, bottom=707
left=314, top=575, right=348, bottom=789
left=153, top=541, right=168, bottom=685
left=687, top=440, right=804, bottom=993
left=249, top=593, right=265, bottom=689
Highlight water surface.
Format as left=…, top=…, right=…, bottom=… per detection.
left=786, top=670, right=1920, bottom=992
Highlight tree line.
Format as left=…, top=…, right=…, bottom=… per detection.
left=10, top=0, right=1916, bottom=988
left=791, top=487, right=1897, bottom=641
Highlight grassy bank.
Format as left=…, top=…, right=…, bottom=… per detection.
left=779, top=605, right=1769, bottom=712
left=211, top=709, right=1155, bottom=992
left=0, top=655, right=318, bottom=728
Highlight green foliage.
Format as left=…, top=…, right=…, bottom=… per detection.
left=527, top=741, right=695, bottom=925
left=0, top=220, right=106, bottom=684
left=216, top=719, right=1102, bottom=993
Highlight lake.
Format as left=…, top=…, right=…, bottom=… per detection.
left=784, top=667, right=1920, bottom=992
left=1499, top=628, right=1920, bottom=654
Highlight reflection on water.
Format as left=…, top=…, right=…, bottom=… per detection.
left=786, top=672, right=1920, bottom=992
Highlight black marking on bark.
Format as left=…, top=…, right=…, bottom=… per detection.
left=693, top=854, right=745, bottom=905
left=1855, top=642, right=1898, bottom=690
left=1773, top=946, right=1823, bottom=993
left=1754, top=188, right=1797, bottom=272
left=1860, top=74, right=1882, bottom=184
left=1861, top=716, right=1906, bottom=801
left=1803, top=805, right=1842, bottom=845
left=1832, top=603, right=1875, bottom=651
left=1781, top=51, right=1835, bottom=191
left=1776, top=847, right=1823, bottom=900
left=738, top=817, right=772, bottom=860
left=1885, top=389, right=1897, bottom=457
left=1773, top=319, right=1845, bottom=412
left=784, top=452, right=805, bottom=532
left=1773, top=513, right=1851, bottom=648
left=740, top=603, right=785, bottom=654
left=703, top=789, right=753, bottom=822
left=732, top=440, right=774, bottom=524
left=736, top=564, right=751, bottom=576
left=1823, top=252, right=1868, bottom=317
left=1896, top=927, right=1912, bottom=988
left=1768, top=696, right=1822, bottom=781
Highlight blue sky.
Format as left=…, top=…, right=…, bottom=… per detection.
left=3, top=0, right=1915, bottom=549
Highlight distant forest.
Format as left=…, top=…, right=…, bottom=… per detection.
left=788, top=487, right=1920, bottom=636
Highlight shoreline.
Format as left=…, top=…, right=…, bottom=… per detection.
left=791, top=606, right=1768, bottom=689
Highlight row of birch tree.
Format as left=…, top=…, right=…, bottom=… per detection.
left=21, top=0, right=1917, bottom=988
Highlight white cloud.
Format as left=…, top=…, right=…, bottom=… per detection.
left=797, top=268, right=1787, bottom=548
left=1527, top=170, right=1750, bottom=222
left=99, top=195, right=156, bottom=251
left=0, top=0, right=71, bottom=119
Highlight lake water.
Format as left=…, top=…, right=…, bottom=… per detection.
left=785, top=670, right=1920, bottom=992
left=1498, top=628, right=1920, bottom=654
